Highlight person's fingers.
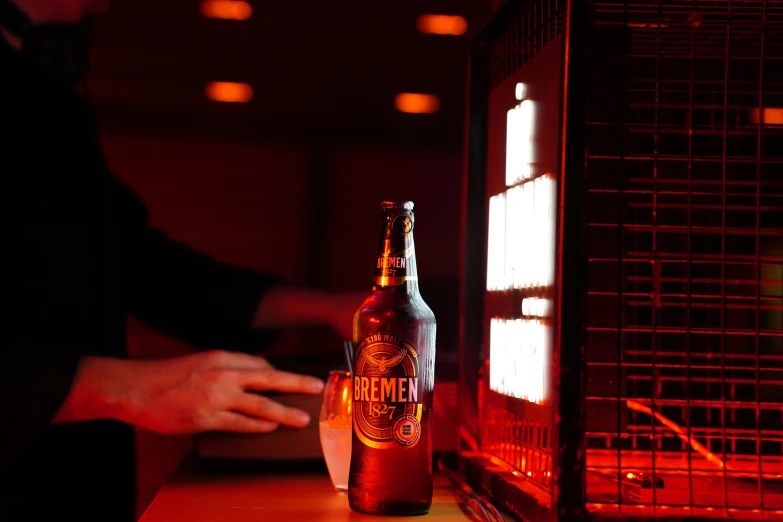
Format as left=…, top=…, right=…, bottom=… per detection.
left=238, top=369, right=325, bottom=394
left=231, top=393, right=312, bottom=428
left=210, top=411, right=280, bottom=434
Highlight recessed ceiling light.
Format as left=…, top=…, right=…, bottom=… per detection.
left=205, top=82, right=254, bottom=103
left=200, top=0, right=252, bottom=21
left=416, top=14, right=468, bottom=36
left=394, top=93, right=440, bottom=114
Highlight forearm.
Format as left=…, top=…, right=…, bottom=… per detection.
left=52, top=356, right=133, bottom=424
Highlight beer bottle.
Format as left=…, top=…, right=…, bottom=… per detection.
left=348, top=201, right=436, bottom=515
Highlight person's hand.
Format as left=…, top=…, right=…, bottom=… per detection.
left=56, top=351, right=325, bottom=434
left=125, top=351, right=325, bottom=434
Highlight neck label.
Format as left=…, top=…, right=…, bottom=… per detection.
left=374, top=245, right=415, bottom=286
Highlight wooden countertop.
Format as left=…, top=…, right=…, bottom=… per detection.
left=139, top=459, right=479, bottom=522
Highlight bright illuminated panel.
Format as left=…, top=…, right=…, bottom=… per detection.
left=486, top=77, right=556, bottom=404
left=505, top=185, right=523, bottom=289
left=489, top=315, right=550, bottom=403
left=518, top=180, right=535, bottom=288
left=488, top=174, right=556, bottom=290
left=487, top=193, right=506, bottom=290
left=205, top=82, right=254, bottom=103
left=416, top=14, right=468, bottom=36
left=394, top=93, right=440, bottom=114
left=514, top=82, right=526, bottom=101
left=200, top=0, right=253, bottom=20
left=522, top=297, right=551, bottom=318
left=532, top=175, right=555, bottom=288
left=489, top=319, right=505, bottom=392
left=505, top=98, right=534, bottom=186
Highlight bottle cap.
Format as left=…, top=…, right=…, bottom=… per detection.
left=381, top=201, right=414, bottom=210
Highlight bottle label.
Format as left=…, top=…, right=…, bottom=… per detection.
left=374, top=245, right=417, bottom=286
left=373, top=212, right=417, bottom=286
left=352, top=333, right=422, bottom=449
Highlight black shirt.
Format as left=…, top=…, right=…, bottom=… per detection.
left=0, top=41, right=281, bottom=521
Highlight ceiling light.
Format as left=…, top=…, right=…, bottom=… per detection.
left=394, top=93, right=440, bottom=114
left=200, top=0, right=252, bottom=21
left=416, top=14, right=468, bottom=36
left=205, top=82, right=254, bottom=103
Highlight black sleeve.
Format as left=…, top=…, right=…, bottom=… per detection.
left=1, top=179, right=89, bottom=469
left=0, top=346, right=82, bottom=468
left=0, top=55, right=95, bottom=468
left=113, top=178, right=284, bottom=351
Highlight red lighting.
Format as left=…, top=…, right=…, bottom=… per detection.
left=205, top=82, right=254, bottom=103
left=416, top=14, right=468, bottom=36
left=626, top=400, right=731, bottom=471
left=626, top=22, right=668, bottom=28
left=200, top=0, right=252, bottom=21
left=394, top=93, right=440, bottom=114
left=750, top=107, right=783, bottom=125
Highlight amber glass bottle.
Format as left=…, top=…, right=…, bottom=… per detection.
left=348, top=201, right=437, bottom=516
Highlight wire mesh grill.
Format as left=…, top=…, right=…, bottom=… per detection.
left=489, top=0, right=564, bottom=89
left=481, top=402, right=555, bottom=490
left=585, top=0, right=783, bottom=518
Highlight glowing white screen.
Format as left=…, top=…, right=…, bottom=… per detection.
left=486, top=174, right=555, bottom=291
left=505, top=99, right=535, bottom=186
left=486, top=83, right=556, bottom=404
left=489, top=314, right=550, bottom=404
left=486, top=193, right=506, bottom=290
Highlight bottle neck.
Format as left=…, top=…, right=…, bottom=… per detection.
left=373, top=209, right=419, bottom=294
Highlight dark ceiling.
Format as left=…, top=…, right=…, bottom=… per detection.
left=88, top=0, right=492, bottom=147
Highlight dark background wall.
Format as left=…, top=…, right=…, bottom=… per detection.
left=87, top=0, right=492, bottom=515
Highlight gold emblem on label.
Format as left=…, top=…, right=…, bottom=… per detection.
left=361, top=348, right=407, bottom=375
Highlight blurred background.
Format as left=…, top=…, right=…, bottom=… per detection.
left=86, top=0, right=492, bottom=515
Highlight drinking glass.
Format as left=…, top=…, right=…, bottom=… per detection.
left=319, top=370, right=352, bottom=492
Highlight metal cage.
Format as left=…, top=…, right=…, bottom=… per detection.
left=459, top=0, right=783, bottom=519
